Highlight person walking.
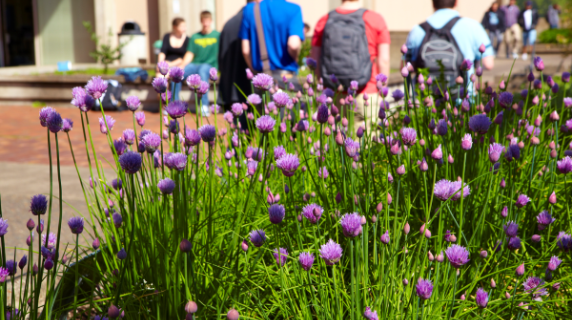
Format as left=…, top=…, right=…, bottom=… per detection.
left=501, top=0, right=521, bottom=59
left=157, top=18, right=190, bottom=99
left=239, top=0, right=305, bottom=88
left=406, top=0, right=494, bottom=94
left=183, top=11, right=220, bottom=116
left=547, top=4, right=561, bottom=29
left=518, top=1, right=538, bottom=61
left=482, top=2, right=506, bottom=56
left=310, top=0, right=390, bottom=130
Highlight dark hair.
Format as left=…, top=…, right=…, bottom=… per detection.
left=304, top=23, right=310, bottom=30
left=200, top=11, right=212, bottom=20
left=172, top=17, right=185, bottom=27
left=432, top=0, right=456, bottom=10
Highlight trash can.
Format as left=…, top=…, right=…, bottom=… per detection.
left=118, top=21, right=147, bottom=65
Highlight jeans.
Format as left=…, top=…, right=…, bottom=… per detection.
left=488, top=30, right=503, bottom=55
left=172, top=63, right=213, bottom=109
left=523, top=30, right=537, bottom=47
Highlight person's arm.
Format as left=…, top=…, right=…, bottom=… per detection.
left=482, top=56, right=494, bottom=70
left=378, top=43, right=390, bottom=76
left=180, top=51, right=193, bottom=69
left=287, top=36, right=302, bottom=61
left=242, top=39, right=254, bottom=71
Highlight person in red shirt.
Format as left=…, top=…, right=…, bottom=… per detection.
left=311, top=0, right=390, bottom=130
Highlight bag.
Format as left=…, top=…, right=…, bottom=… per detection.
left=414, top=17, right=463, bottom=94
left=253, top=3, right=302, bottom=92
left=321, top=8, right=372, bottom=91
left=94, top=79, right=122, bottom=110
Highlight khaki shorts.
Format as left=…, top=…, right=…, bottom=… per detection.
left=504, top=24, right=522, bottom=53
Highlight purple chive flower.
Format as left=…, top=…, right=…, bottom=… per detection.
left=523, top=277, right=548, bottom=298
left=85, top=76, right=107, bottom=99
left=320, top=239, right=343, bottom=265
left=318, top=166, right=329, bottom=179
left=273, top=92, right=291, bottom=108
left=504, top=144, right=520, bottom=162
left=401, top=128, right=417, bottom=146
left=515, top=194, right=530, bottom=208
left=165, top=101, right=188, bottom=118
left=67, top=217, right=84, bottom=234
left=19, top=255, right=27, bottom=270
left=39, top=107, right=55, bottom=127
left=125, top=96, right=141, bottom=112
left=274, top=146, right=286, bottom=160
left=62, top=118, right=73, bottom=133
left=170, top=66, right=185, bottom=83
left=168, top=119, right=179, bottom=134
left=252, top=74, right=274, bottom=90
left=273, top=247, right=288, bottom=266
left=437, top=119, right=448, bottom=135
left=298, top=252, right=314, bottom=271
left=99, top=115, right=116, bottom=134
left=111, top=178, right=122, bottom=190
left=186, top=74, right=201, bottom=90
left=297, top=119, right=309, bottom=132
left=184, top=128, right=201, bottom=147
left=231, top=103, right=243, bottom=116
left=302, top=203, right=323, bottom=224
left=250, top=229, right=266, bottom=247
left=46, top=112, right=63, bottom=133
left=340, top=212, right=363, bottom=237
left=30, top=194, right=48, bottom=216
left=450, top=181, right=470, bottom=200
left=5, top=260, right=16, bottom=276
left=157, top=178, right=176, bottom=195
left=157, top=61, right=169, bottom=75
left=268, top=204, right=285, bottom=224
left=207, top=67, right=218, bottom=82
left=498, top=92, right=513, bottom=108
left=416, top=279, right=433, bottom=300
left=548, top=255, right=562, bottom=271
left=468, top=114, right=491, bottom=134
left=42, top=233, right=57, bottom=249
left=0, top=267, right=9, bottom=282
left=142, top=132, right=161, bottom=153
left=460, top=59, right=473, bottom=71
left=445, top=244, right=470, bottom=268
left=306, top=57, right=317, bottom=70
left=434, top=180, right=452, bottom=201
left=276, top=154, right=300, bottom=177
left=199, top=125, right=216, bottom=142
left=461, top=134, right=472, bottom=150
left=164, top=152, right=187, bottom=171
left=557, top=232, right=572, bottom=251
left=380, top=230, right=390, bottom=244
left=197, top=81, right=209, bottom=96
left=0, top=219, right=8, bottom=236
left=507, top=236, right=522, bottom=250
left=247, top=93, right=262, bottom=105
left=557, top=156, right=572, bottom=174
left=71, top=87, right=95, bottom=112
left=113, top=138, right=127, bottom=156
left=112, top=212, right=122, bottom=228
left=392, top=90, right=404, bottom=102
left=364, top=307, right=379, bottom=320
left=135, top=111, right=145, bottom=126
left=476, top=288, right=489, bottom=308
left=317, top=104, right=329, bottom=124
left=504, top=221, right=519, bottom=237
left=345, top=138, right=360, bottom=157
left=119, top=151, right=142, bottom=174
left=256, top=115, right=276, bottom=133
left=116, top=248, right=127, bottom=260
left=533, top=56, right=544, bottom=71
left=488, top=143, right=504, bottom=163
left=152, top=77, right=168, bottom=93
left=537, top=211, right=555, bottom=230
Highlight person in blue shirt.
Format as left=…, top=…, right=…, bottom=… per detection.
left=239, top=0, right=305, bottom=86
left=406, top=0, right=495, bottom=92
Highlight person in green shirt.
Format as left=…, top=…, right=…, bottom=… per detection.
left=183, top=10, right=220, bottom=115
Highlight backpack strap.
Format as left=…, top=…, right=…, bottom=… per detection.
left=441, top=16, right=461, bottom=32
left=253, top=3, right=271, bottom=75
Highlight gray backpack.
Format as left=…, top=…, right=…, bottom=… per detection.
left=321, top=9, right=372, bottom=91
left=414, top=17, right=463, bottom=94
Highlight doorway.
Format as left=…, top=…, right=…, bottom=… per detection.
left=0, top=0, right=35, bottom=66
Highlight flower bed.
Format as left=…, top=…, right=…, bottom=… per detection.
left=1, top=55, right=572, bottom=319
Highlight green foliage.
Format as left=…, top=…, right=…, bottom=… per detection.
left=538, top=28, right=572, bottom=44
left=83, top=21, right=131, bottom=73
left=298, top=39, right=312, bottom=67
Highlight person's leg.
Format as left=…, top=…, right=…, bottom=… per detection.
left=197, top=64, right=213, bottom=111
left=504, top=29, right=512, bottom=58
left=171, top=81, right=182, bottom=101
left=513, top=25, right=522, bottom=57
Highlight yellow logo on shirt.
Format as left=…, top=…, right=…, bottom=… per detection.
left=195, top=38, right=217, bottom=48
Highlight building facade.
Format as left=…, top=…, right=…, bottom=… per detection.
left=0, top=0, right=492, bottom=68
